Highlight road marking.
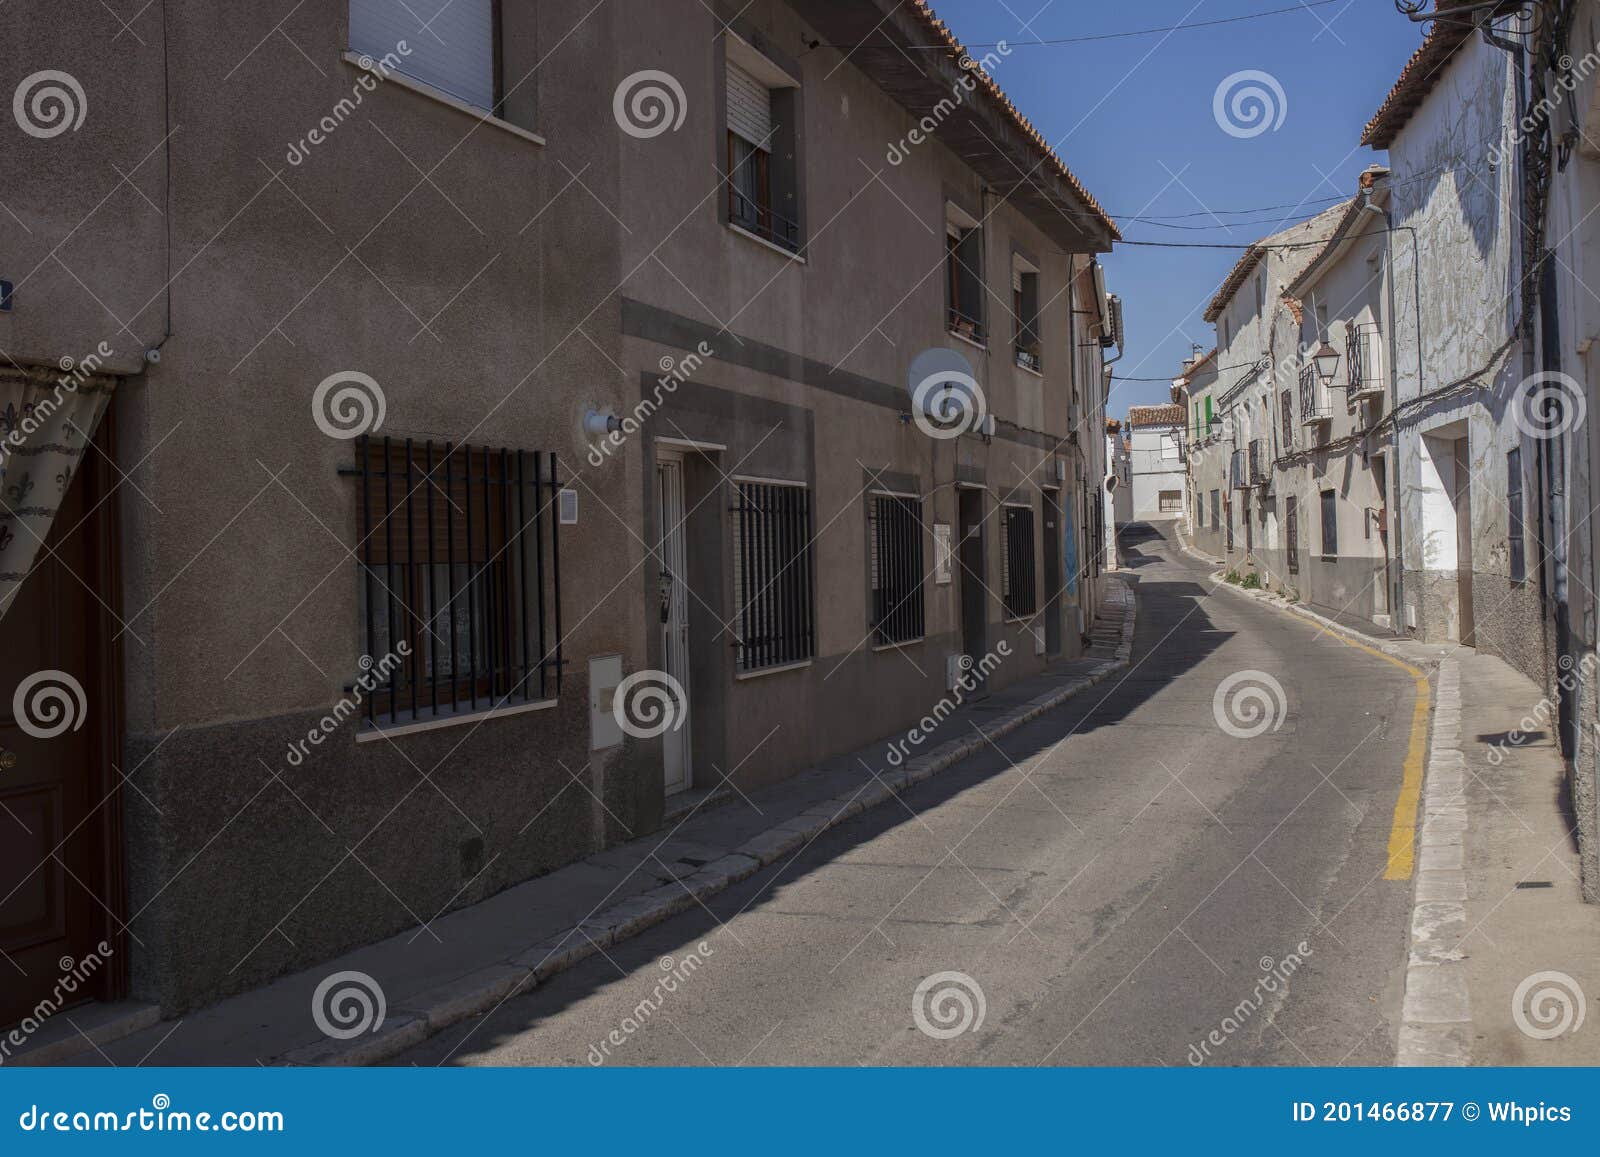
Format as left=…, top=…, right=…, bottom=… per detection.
left=1314, top=628, right=1430, bottom=880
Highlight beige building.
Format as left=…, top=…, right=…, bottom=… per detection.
left=0, top=0, right=1116, bottom=1023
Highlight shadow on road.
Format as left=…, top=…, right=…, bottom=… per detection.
left=410, top=519, right=1234, bottom=1064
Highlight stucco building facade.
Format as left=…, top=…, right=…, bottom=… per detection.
left=0, top=0, right=1117, bottom=1026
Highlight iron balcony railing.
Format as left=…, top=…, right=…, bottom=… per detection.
left=1299, top=363, right=1331, bottom=426
left=1345, top=322, right=1385, bottom=398
left=729, top=189, right=801, bottom=253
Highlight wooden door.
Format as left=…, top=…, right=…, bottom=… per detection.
left=0, top=415, right=123, bottom=1027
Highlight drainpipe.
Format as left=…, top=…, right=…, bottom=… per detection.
left=1368, top=197, right=1408, bottom=633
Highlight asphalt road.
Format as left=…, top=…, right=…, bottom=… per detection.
left=393, top=522, right=1420, bottom=1067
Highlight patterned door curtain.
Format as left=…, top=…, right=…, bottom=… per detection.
left=0, top=365, right=117, bottom=621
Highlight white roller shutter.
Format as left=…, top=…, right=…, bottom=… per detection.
left=350, top=0, right=496, bottom=112
left=725, top=59, right=772, bottom=149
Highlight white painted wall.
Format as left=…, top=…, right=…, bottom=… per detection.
left=1129, top=422, right=1185, bottom=519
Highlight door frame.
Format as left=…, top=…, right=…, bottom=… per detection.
left=956, top=484, right=988, bottom=691
left=1040, top=485, right=1062, bottom=657
left=654, top=449, right=692, bottom=795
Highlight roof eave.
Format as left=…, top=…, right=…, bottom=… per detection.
left=786, top=0, right=1119, bottom=252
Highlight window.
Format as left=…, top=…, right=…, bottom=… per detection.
left=732, top=480, right=814, bottom=670
left=356, top=435, right=562, bottom=725
left=1508, top=448, right=1526, bottom=582
left=946, top=204, right=985, bottom=343
left=1204, top=396, right=1214, bottom=438
left=1280, top=389, right=1294, bottom=453
left=1286, top=495, right=1299, bottom=574
left=1013, top=260, right=1041, bottom=371
left=999, top=503, right=1037, bottom=618
left=1226, top=493, right=1234, bottom=552
left=350, top=0, right=499, bottom=113
left=1210, top=489, right=1221, bottom=531
left=1159, top=490, right=1182, bottom=512
left=722, top=38, right=801, bottom=252
left=1320, top=488, right=1338, bottom=557
left=869, top=493, right=925, bottom=645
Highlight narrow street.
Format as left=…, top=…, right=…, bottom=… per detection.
left=395, top=523, right=1420, bottom=1067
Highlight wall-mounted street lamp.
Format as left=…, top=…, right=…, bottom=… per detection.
left=1311, top=341, right=1341, bottom=387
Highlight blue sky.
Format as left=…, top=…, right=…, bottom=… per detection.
left=928, top=0, right=1425, bottom=414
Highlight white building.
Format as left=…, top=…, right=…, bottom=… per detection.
left=1126, top=403, right=1186, bottom=520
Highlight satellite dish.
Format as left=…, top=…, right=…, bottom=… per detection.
left=1105, top=475, right=1119, bottom=493
left=906, top=347, right=985, bottom=438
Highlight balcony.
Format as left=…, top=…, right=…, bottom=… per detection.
left=1247, top=438, right=1268, bottom=486
left=1299, top=364, right=1331, bottom=426
left=1345, top=323, right=1385, bottom=400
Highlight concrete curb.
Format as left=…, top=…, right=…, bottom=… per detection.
left=1171, top=528, right=1422, bottom=666
left=281, top=577, right=1138, bottom=1065
left=1397, top=657, right=1471, bottom=1066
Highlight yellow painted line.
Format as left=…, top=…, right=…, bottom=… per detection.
left=1307, top=621, right=1431, bottom=881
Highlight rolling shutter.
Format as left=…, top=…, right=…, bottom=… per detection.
left=349, top=0, right=496, bottom=112
left=726, top=59, right=772, bottom=148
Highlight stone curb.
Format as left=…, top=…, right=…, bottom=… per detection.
left=1171, top=528, right=1425, bottom=668
left=1397, top=658, right=1471, bottom=1066
left=279, top=577, right=1138, bottom=1066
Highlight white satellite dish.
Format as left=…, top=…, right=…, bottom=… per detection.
left=906, top=347, right=985, bottom=438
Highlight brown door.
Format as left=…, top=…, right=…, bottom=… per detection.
left=1453, top=437, right=1475, bottom=646
left=0, top=415, right=123, bottom=1027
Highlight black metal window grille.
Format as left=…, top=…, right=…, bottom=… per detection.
left=1508, top=448, right=1526, bottom=582
left=354, top=435, right=562, bottom=726
left=1000, top=503, right=1037, bottom=618
left=1286, top=495, right=1300, bottom=574
left=869, top=493, right=925, bottom=645
left=1248, top=438, right=1266, bottom=485
left=732, top=480, right=815, bottom=671
left=1320, top=487, right=1338, bottom=558
left=1280, top=389, right=1295, bottom=452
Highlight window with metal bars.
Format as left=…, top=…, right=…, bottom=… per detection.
left=999, top=503, right=1037, bottom=618
left=1286, top=495, right=1300, bottom=574
left=732, top=480, right=815, bottom=671
left=353, top=435, right=562, bottom=725
left=868, top=493, right=925, bottom=645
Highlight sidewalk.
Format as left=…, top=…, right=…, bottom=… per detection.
left=25, top=578, right=1136, bottom=1067
left=1176, top=525, right=1600, bottom=1064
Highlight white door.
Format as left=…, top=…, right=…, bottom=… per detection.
left=656, top=454, right=692, bottom=794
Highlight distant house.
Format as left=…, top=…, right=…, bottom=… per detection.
left=1126, top=404, right=1187, bottom=520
